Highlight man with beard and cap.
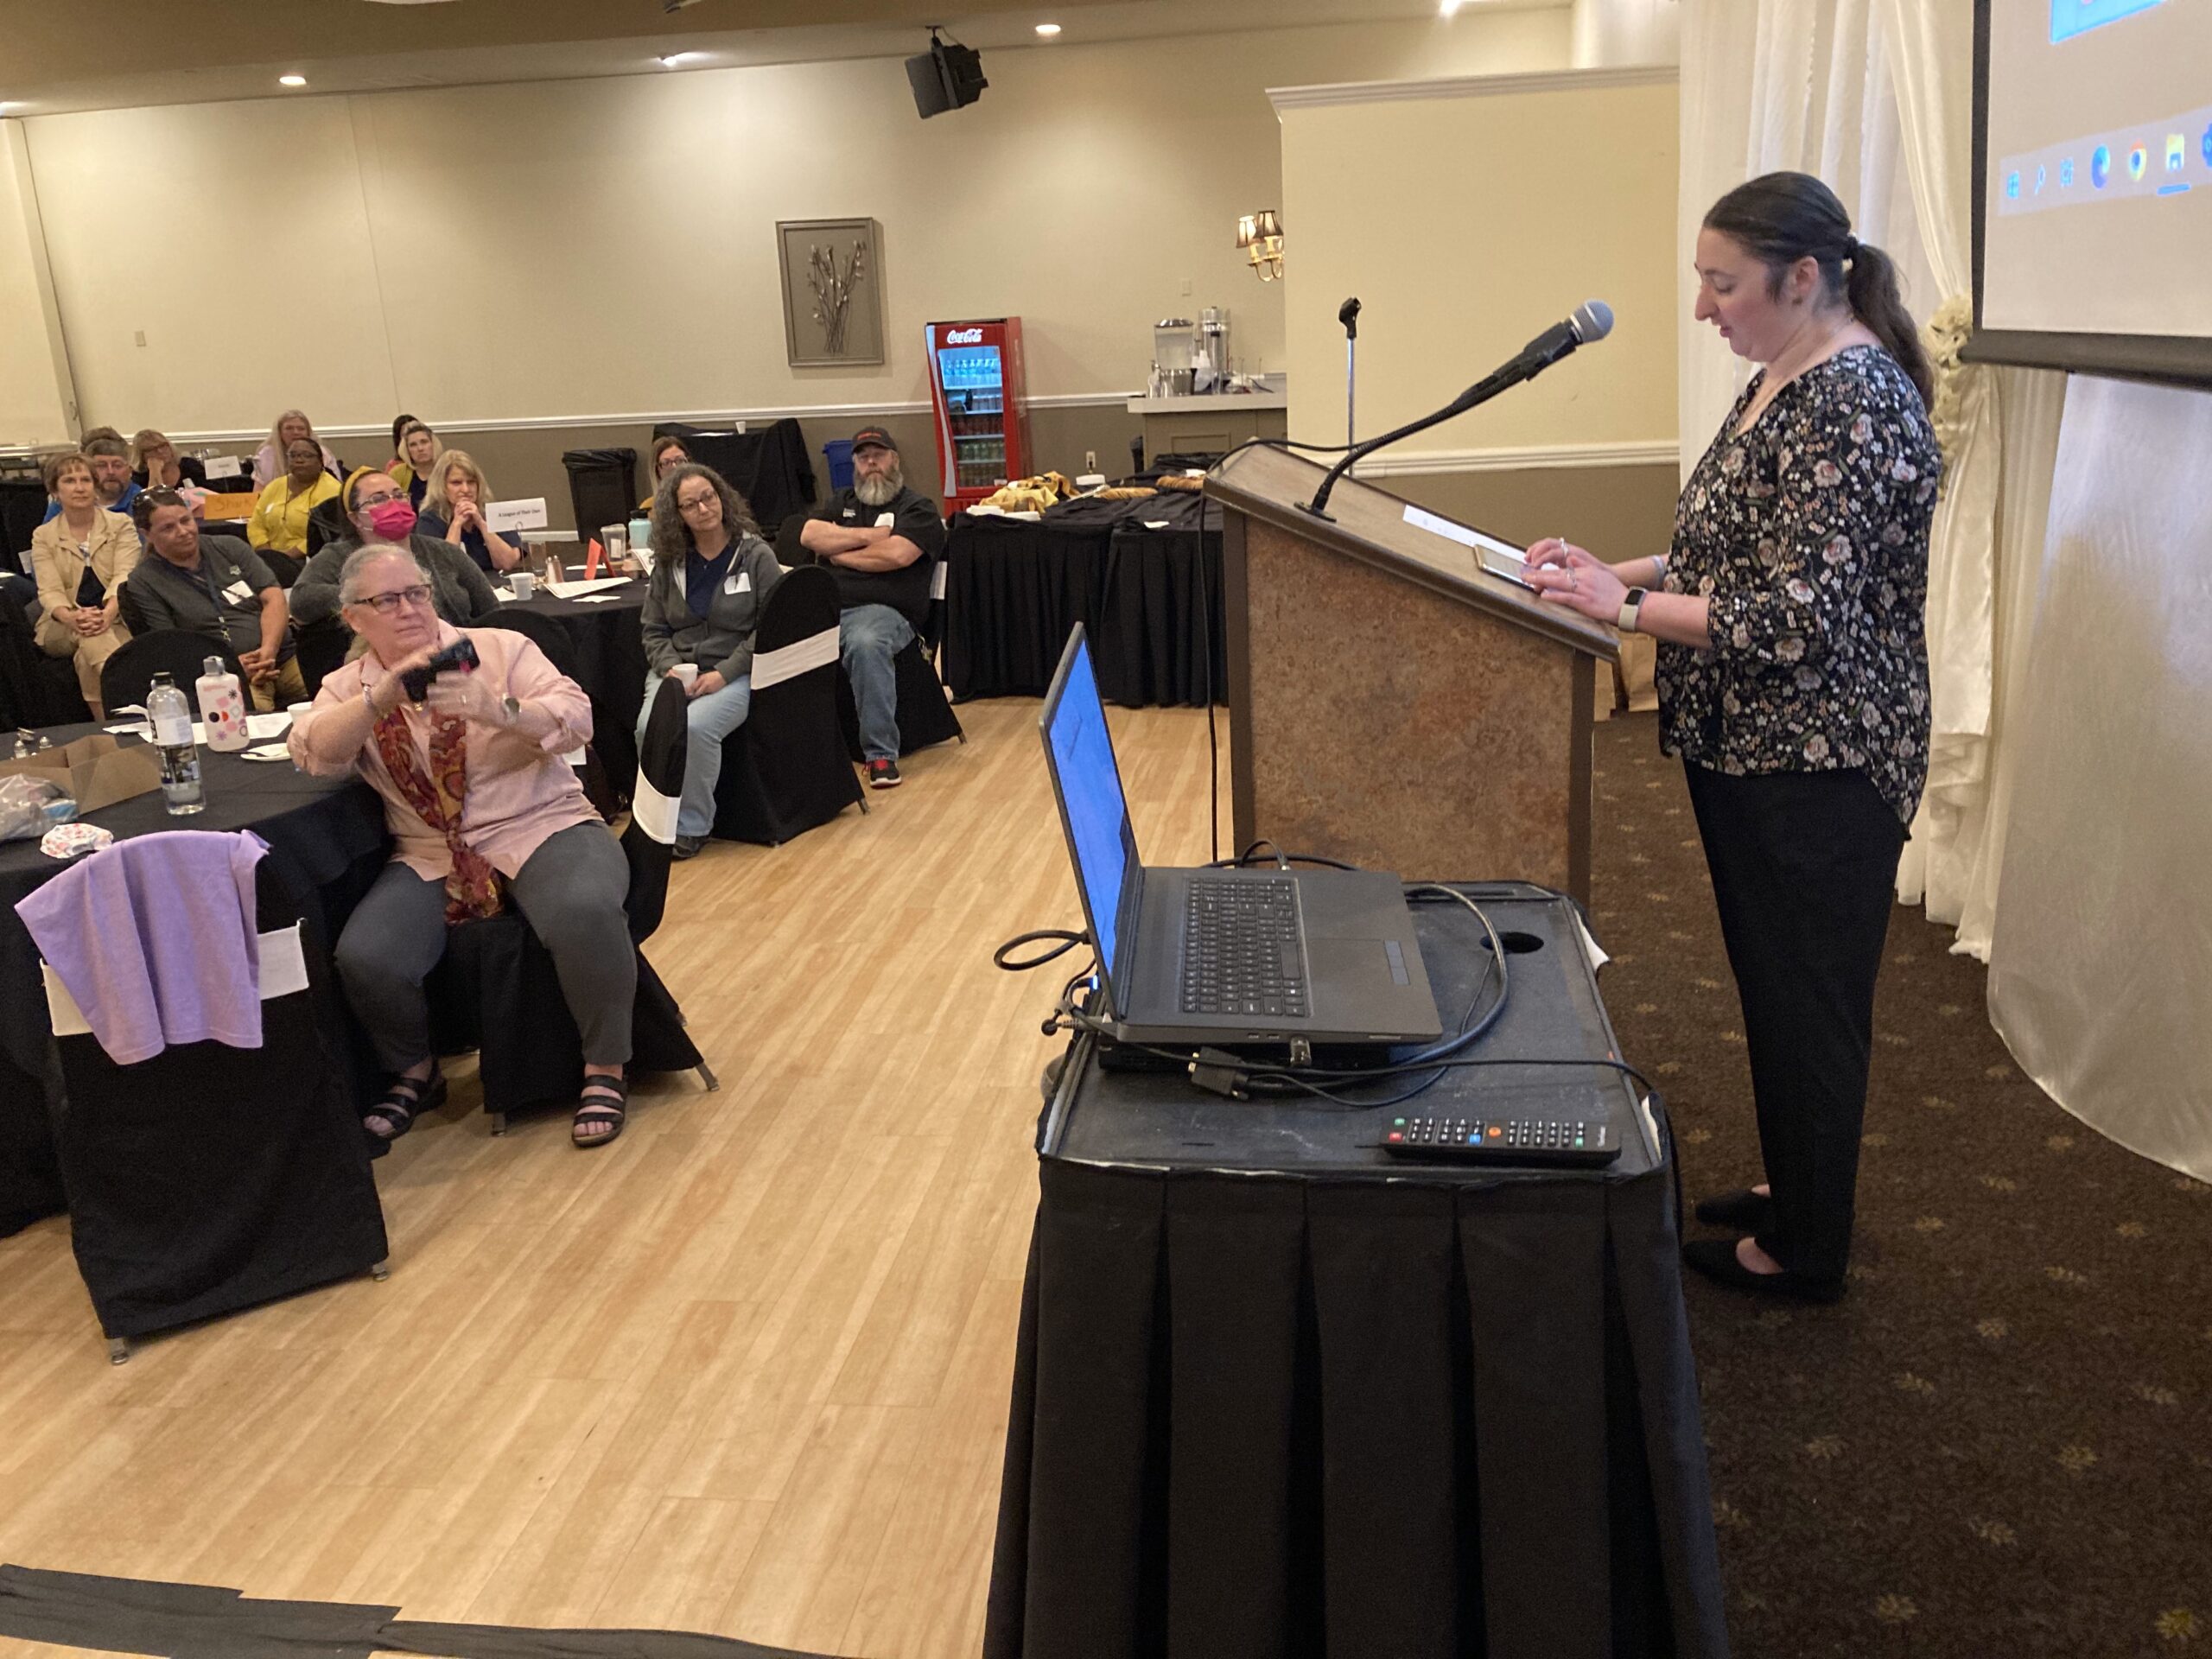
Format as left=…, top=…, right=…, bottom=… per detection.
left=798, top=426, right=946, bottom=787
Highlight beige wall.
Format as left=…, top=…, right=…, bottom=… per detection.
left=1278, top=71, right=1679, bottom=460
left=0, top=120, right=74, bottom=447
left=17, top=11, right=1573, bottom=448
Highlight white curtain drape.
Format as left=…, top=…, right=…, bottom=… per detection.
left=1679, top=1, right=2212, bottom=1174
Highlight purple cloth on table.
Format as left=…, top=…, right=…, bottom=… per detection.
left=14, top=830, right=269, bottom=1065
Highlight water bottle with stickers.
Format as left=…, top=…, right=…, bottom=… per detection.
left=147, top=672, right=203, bottom=815
left=196, top=655, right=249, bottom=753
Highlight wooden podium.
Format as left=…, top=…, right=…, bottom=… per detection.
left=1206, top=445, right=1618, bottom=900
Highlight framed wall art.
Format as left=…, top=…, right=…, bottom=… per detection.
left=776, top=217, right=886, bottom=368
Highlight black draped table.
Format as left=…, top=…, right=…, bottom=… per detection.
left=984, top=884, right=1729, bottom=1659
left=0, top=723, right=389, bottom=1236
left=943, top=492, right=1227, bottom=707
left=497, top=579, right=651, bottom=791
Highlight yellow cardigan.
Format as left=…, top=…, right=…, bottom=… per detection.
left=247, top=473, right=340, bottom=556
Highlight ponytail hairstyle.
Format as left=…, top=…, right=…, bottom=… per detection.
left=1702, top=171, right=1934, bottom=409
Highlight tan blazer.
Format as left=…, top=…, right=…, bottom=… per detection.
left=30, top=507, right=140, bottom=657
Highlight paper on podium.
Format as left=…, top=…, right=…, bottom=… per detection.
left=1402, top=503, right=1536, bottom=588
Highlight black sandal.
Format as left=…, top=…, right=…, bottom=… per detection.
left=365, top=1069, right=445, bottom=1142
left=572, top=1074, right=629, bottom=1148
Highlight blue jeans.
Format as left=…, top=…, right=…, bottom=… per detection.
left=638, top=670, right=752, bottom=837
left=840, top=603, right=912, bottom=762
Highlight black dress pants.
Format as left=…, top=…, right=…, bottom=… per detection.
left=1684, top=761, right=1907, bottom=1285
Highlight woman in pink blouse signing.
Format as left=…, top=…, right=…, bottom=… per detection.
left=289, top=542, right=638, bottom=1147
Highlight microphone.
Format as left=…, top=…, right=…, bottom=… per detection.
left=1304, top=300, right=1614, bottom=519
left=1338, top=296, right=1362, bottom=340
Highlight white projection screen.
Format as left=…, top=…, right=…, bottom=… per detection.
left=1972, top=0, right=2212, bottom=385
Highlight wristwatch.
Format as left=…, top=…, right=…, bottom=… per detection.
left=1617, top=587, right=1648, bottom=633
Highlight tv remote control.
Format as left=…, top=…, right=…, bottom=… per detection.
left=1382, top=1114, right=1618, bottom=1166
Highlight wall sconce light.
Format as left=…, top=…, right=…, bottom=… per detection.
left=1236, top=209, right=1284, bottom=282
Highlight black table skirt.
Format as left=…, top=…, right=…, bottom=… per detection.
left=944, top=496, right=1225, bottom=707
left=985, top=1155, right=1728, bottom=1659
left=0, top=727, right=389, bottom=1236
left=503, top=585, right=650, bottom=790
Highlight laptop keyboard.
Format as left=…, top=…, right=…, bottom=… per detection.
left=1180, top=879, right=1310, bottom=1018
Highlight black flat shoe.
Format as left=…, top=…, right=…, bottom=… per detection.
left=1694, top=1188, right=1775, bottom=1230
left=1681, top=1238, right=1844, bottom=1304
left=673, top=834, right=707, bottom=861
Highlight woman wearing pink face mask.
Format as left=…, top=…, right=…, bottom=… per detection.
left=289, top=467, right=499, bottom=632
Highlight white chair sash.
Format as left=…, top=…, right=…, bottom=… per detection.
left=41, top=922, right=309, bottom=1038
left=748, top=626, right=840, bottom=691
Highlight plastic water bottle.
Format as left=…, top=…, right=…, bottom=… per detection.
left=196, top=655, right=249, bottom=752
left=147, top=672, right=203, bottom=816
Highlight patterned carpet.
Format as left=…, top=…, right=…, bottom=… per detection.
left=1587, top=713, right=2212, bottom=1659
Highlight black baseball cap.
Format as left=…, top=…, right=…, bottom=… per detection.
left=850, top=426, right=898, bottom=454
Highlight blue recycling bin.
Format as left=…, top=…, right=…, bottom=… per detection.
left=823, top=439, right=855, bottom=493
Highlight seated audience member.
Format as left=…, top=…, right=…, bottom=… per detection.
left=251, top=408, right=342, bottom=488
left=638, top=464, right=784, bottom=860
left=247, top=435, right=343, bottom=579
left=289, top=469, right=500, bottom=631
left=390, top=419, right=440, bottom=510
left=124, top=490, right=308, bottom=710
left=640, top=435, right=690, bottom=511
left=288, top=542, right=637, bottom=1147
left=130, top=429, right=209, bottom=495
left=798, top=427, right=944, bottom=788
left=29, top=451, right=138, bottom=714
left=43, top=428, right=141, bottom=524
left=418, top=449, right=525, bottom=574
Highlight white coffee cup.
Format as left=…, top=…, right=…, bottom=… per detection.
left=508, top=569, right=536, bottom=601
left=670, top=663, right=699, bottom=690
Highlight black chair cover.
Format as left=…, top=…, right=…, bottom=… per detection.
left=837, top=636, right=963, bottom=760
left=624, top=676, right=688, bottom=944
left=1, top=478, right=48, bottom=565
left=656, top=419, right=816, bottom=527
left=478, top=609, right=618, bottom=820
left=710, top=565, right=864, bottom=845
left=305, top=497, right=347, bottom=559
left=561, top=448, right=639, bottom=543
left=0, top=590, right=91, bottom=729
left=429, top=673, right=704, bottom=1123
left=294, top=621, right=352, bottom=701
left=99, top=632, right=249, bottom=717
left=51, top=857, right=388, bottom=1343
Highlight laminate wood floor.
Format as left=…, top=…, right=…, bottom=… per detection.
left=0, top=698, right=1231, bottom=1658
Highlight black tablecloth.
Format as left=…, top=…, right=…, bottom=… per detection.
left=0, top=724, right=389, bottom=1236
left=984, top=886, right=1729, bottom=1659
left=944, top=493, right=1226, bottom=707
left=501, top=582, right=650, bottom=791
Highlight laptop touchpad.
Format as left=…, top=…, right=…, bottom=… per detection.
left=1308, top=937, right=1398, bottom=987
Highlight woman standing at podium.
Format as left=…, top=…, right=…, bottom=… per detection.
left=1525, top=171, right=1939, bottom=1304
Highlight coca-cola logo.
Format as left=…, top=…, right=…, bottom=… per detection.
left=944, top=327, right=983, bottom=344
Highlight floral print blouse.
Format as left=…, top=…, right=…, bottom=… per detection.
left=1656, top=344, right=1941, bottom=824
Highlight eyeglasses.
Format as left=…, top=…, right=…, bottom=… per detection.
left=141, top=488, right=186, bottom=511
left=354, top=490, right=405, bottom=510
left=677, top=493, right=721, bottom=513
left=353, top=584, right=434, bottom=615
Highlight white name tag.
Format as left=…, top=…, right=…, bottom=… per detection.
left=726, top=570, right=751, bottom=594
left=487, top=497, right=548, bottom=533
left=875, top=512, right=896, bottom=529
left=842, top=509, right=858, bottom=520
left=223, top=581, right=253, bottom=604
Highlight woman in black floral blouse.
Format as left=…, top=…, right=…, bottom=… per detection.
left=1527, top=172, right=1940, bottom=1303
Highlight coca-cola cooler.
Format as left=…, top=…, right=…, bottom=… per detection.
left=925, top=317, right=1031, bottom=512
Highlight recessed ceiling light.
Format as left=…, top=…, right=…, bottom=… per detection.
left=279, top=74, right=308, bottom=87
left=658, top=51, right=706, bottom=67
left=1035, top=22, right=1062, bottom=35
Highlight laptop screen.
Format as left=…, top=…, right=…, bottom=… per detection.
left=1040, top=628, right=1140, bottom=998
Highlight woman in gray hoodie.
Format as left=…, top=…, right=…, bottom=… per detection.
left=637, top=463, right=785, bottom=857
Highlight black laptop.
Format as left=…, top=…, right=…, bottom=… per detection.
left=1039, top=626, right=1441, bottom=1048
